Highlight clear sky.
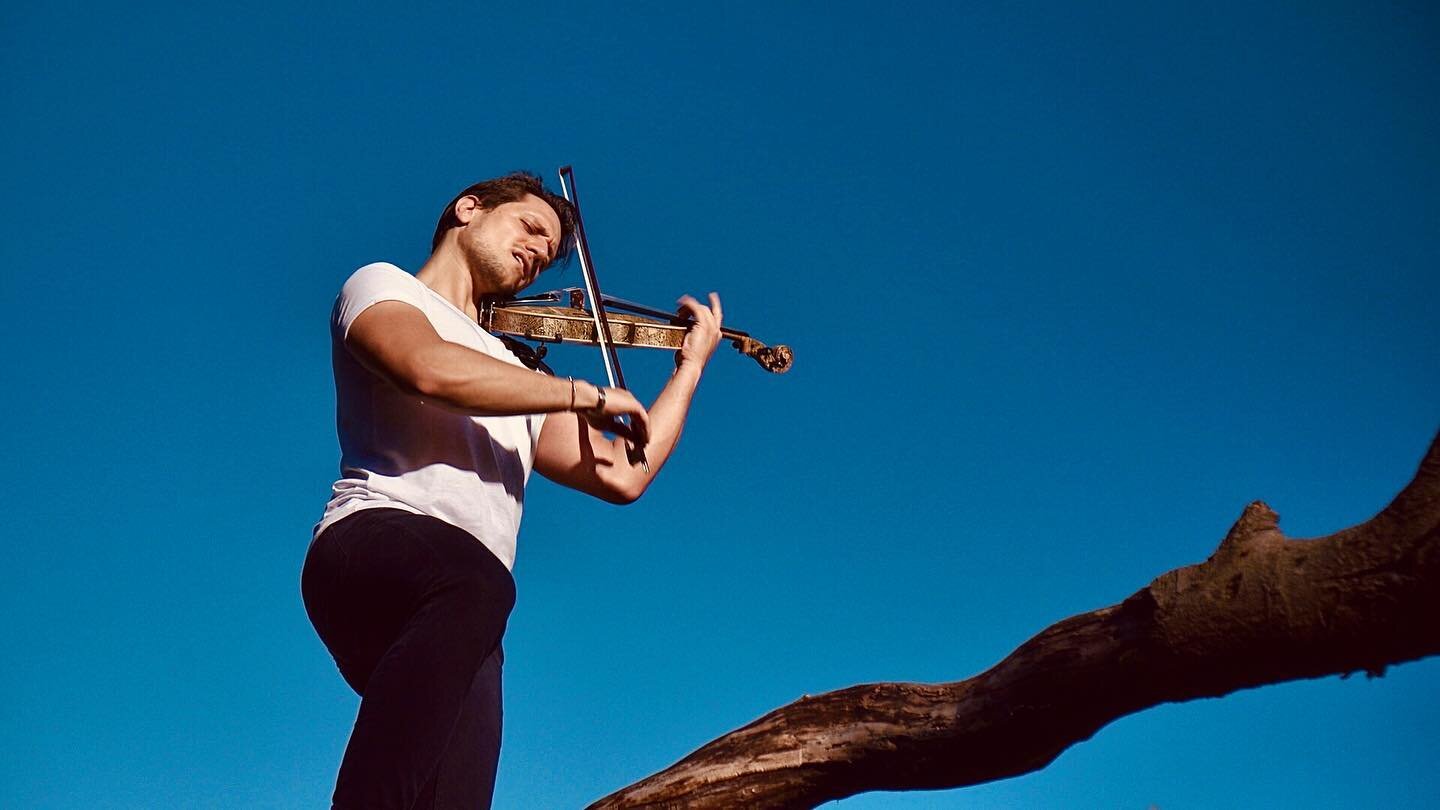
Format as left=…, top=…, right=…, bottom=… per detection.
left=3, top=2, right=1437, bottom=808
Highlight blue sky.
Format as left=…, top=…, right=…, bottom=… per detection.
left=3, top=2, right=1437, bottom=808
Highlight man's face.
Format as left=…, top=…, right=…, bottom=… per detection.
left=458, top=193, right=563, bottom=296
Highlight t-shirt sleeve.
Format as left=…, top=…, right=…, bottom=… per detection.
left=332, top=262, right=428, bottom=340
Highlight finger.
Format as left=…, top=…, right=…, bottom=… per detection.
left=607, top=389, right=642, bottom=412
left=620, top=422, right=646, bottom=446
left=619, top=416, right=648, bottom=445
left=708, top=292, right=723, bottom=325
left=675, top=294, right=703, bottom=323
left=630, top=410, right=649, bottom=445
left=589, top=412, right=644, bottom=444
left=599, top=413, right=647, bottom=445
left=604, top=416, right=634, bottom=441
left=627, top=401, right=650, bottom=443
left=677, top=295, right=714, bottom=330
left=584, top=412, right=621, bottom=437
left=608, top=391, right=650, bottom=440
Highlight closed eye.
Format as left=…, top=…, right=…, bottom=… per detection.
left=523, top=218, right=556, bottom=259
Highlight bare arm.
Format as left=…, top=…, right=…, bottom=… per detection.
left=345, top=300, right=649, bottom=436
left=534, top=294, right=723, bottom=504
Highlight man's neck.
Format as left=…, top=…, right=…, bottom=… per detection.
left=416, top=245, right=480, bottom=321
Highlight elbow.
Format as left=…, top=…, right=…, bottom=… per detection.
left=409, top=367, right=446, bottom=401
left=605, top=483, right=646, bottom=506
left=597, top=472, right=648, bottom=506
left=408, top=352, right=467, bottom=406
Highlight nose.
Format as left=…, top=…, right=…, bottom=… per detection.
left=523, top=237, right=549, bottom=266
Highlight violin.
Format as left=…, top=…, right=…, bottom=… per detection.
left=487, top=167, right=793, bottom=469
left=481, top=287, right=793, bottom=374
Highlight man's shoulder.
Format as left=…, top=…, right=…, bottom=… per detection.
left=343, top=261, right=414, bottom=290
left=332, top=262, right=426, bottom=337
left=337, top=262, right=425, bottom=303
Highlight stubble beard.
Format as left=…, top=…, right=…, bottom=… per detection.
left=461, top=234, right=522, bottom=300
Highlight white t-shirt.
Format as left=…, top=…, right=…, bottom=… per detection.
left=313, top=262, right=546, bottom=570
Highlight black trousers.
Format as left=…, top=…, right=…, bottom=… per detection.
left=302, top=508, right=516, bottom=810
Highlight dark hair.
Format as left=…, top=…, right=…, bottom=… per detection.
left=430, top=171, right=577, bottom=266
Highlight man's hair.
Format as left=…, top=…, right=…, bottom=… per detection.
left=431, top=171, right=577, bottom=266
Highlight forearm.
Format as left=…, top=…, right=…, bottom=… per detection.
left=411, top=341, right=580, bottom=416
left=601, top=363, right=703, bottom=496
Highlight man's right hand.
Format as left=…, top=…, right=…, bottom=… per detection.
left=578, top=384, right=650, bottom=446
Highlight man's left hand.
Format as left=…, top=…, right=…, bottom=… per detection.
left=675, top=293, right=723, bottom=372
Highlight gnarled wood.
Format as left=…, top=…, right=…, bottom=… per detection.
left=591, top=430, right=1440, bottom=809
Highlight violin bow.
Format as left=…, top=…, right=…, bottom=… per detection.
left=557, top=166, right=649, bottom=471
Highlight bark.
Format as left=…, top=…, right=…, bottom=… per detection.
left=591, top=431, right=1440, bottom=809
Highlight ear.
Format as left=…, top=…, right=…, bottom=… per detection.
left=454, top=195, right=482, bottom=224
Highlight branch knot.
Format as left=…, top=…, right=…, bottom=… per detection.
left=1216, top=501, right=1281, bottom=557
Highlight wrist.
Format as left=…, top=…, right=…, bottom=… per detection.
left=572, top=381, right=604, bottom=414
left=672, top=361, right=703, bottom=386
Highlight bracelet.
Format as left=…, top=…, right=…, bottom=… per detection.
left=567, top=376, right=576, bottom=411
left=588, top=385, right=607, bottom=417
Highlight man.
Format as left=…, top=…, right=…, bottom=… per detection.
left=302, top=171, right=721, bottom=809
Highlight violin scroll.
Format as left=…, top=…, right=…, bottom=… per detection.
left=732, top=336, right=793, bottom=374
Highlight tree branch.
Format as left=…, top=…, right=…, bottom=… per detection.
left=591, top=430, right=1440, bottom=809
